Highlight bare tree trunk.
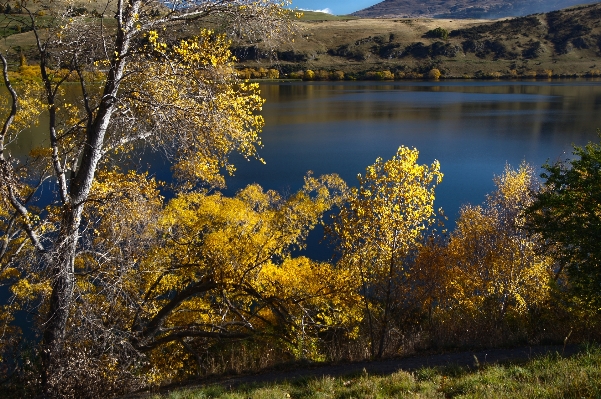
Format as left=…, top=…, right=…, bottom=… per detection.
left=37, top=3, right=135, bottom=392
left=377, top=251, right=396, bottom=359
left=41, top=227, right=77, bottom=395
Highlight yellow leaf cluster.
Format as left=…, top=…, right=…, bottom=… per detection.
left=334, top=146, right=443, bottom=281
left=123, top=29, right=265, bottom=188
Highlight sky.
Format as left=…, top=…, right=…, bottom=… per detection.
left=290, top=0, right=378, bottom=15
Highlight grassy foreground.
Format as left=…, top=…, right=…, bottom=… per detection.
left=149, top=345, right=601, bottom=399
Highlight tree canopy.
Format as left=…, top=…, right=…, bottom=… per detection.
left=443, top=164, right=554, bottom=341
left=526, top=136, right=601, bottom=312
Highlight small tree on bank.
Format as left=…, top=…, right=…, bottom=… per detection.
left=526, top=135, right=601, bottom=312
left=331, top=146, right=443, bottom=358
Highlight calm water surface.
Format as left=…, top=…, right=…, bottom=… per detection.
left=226, top=80, right=601, bottom=228
left=9, top=80, right=601, bottom=259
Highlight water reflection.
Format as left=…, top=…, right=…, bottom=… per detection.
left=226, top=80, right=601, bottom=233
left=6, top=80, right=601, bottom=231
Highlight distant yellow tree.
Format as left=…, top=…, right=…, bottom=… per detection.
left=267, top=68, right=280, bottom=79
left=258, top=67, right=269, bottom=78
left=428, top=68, right=441, bottom=80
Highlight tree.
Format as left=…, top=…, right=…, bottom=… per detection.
left=0, top=0, right=293, bottom=395
left=428, top=68, right=441, bottom=80
left=444, top=164, right=554, bottom=344
left=425, top=27, right=449, bottom=40
left=526, top=136, right=601, bottom=312
left=331, top=146, right=443, bottom=358
left=61, top=171, right=355, bottom=393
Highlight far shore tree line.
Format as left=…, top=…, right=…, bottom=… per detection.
left=14, top=63, right=601, bottom=83
left=0, top=1, right=600, bottom=398
left=236, top=66, right=601, bottom=81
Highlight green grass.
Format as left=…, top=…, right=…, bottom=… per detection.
left=149, top=345, right=601, bottom=399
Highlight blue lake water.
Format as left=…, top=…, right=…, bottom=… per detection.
left=224, top=80, right=601, bottom=224
left=9, top=79, right=601, bottom=260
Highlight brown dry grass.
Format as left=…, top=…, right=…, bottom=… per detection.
left=1, top=5, right=601, bottom=78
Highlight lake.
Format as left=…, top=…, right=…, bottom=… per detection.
left=225, top=80, right=601, bottom=225
left=9, top=79, right=601, bottom=259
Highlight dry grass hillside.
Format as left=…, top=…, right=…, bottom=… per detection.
left=235, top=3, right=601, bottom=79
left=1, top=3, right=600, bottom=79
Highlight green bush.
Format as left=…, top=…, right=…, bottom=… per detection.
left=425, top=27, right=449, bottom=40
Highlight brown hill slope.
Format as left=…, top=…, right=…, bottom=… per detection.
left=235, top=2, right=601, bottom=79
left=352, top=0, right=600, bottom=19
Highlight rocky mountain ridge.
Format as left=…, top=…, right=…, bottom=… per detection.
left=352, top=0, right=600, bottom=19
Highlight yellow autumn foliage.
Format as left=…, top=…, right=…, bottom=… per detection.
left=332, top=146, right=443, bottom=357
left=61, top=172, right=355, bottom=382
left=443, top=163, right=554, bottom=325
left=119, top=29, right=265, bottom=188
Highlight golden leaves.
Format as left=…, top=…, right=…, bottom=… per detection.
left=444, top=163, right=553, bottom=318
left=334, top=146, right=443, bottom=276
left=128, top=175, right=353, bottom=367
left=10, top=278, right=51, bottom=301
left=0, top=80, right=43, bottom=139
left=124, top=29, right=265, bottom=189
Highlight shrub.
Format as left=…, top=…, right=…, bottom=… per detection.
left=250, top=69, right=262, bottom=79
left=237, top=68, right=253, bottom=80
left=315, top=70, right=330, bottom=80
left=522, top=41, right=545, bottom=59
left=428, top=68, right=441, bottom=80
left=331, top=70, right=345, bottom=80
left=257, top=67, right=268, bottom=78
left=425, top=27, right=449, bottom=40
left=366, top=70, right=394, bottom=80
left=303, top=70, right=315, bottom=80
left=404, top=42, right=430, bottom=58
left=379, top=70, right=394, bottom=80
left=15, top=65, right=41, bottom=80
left=267, top=69, right=279, bottom=79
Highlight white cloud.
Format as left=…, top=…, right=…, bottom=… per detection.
left=300, top=7, right=333, bottom=14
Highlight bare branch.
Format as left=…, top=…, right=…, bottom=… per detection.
left=135, top=276, right=218, bottom=348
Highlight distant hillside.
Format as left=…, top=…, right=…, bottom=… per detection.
left=352, top=0, right=601, bottom=19
left=233, top=2, right=601, bottom=79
